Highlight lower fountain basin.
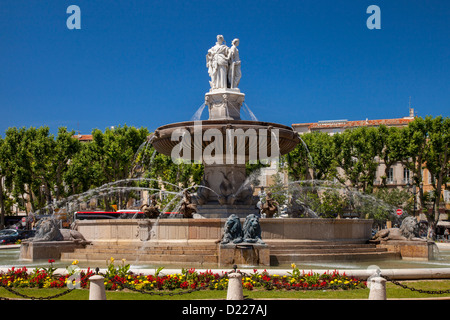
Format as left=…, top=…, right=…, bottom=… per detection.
left=73, top=218, right=373, bottom=243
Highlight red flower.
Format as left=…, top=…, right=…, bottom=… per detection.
left=48, top=259, right=55, bottom=263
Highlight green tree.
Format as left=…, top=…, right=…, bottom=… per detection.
left=0, top=136, right=6, bottom=228
left=395, top=117, right=429, bottom=212
left=334, top=127, right=382, bottom=193
left=423, top=116, right=450, bottom=223
left=53, top=128, right=81, bottom=201
left=2, top=127, right=34, bottom=213
left=67, top=125, right=149, bottom=210
left=286, top=132, right=337, bottom=182
left=378, top=125, right=404, bottom=187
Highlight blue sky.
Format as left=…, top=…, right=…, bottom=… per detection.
left=0, top=0, right=449, bottom=135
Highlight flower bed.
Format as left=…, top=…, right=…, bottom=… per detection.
left=0, top=259, right=366, bottom=292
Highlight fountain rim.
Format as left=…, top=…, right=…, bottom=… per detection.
left=153, top=119, right=298, bottom=132
left=150, top=119, right=301, bottom=159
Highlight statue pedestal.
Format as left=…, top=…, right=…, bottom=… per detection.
left=218, top=243, right=269, bottom=267
left=377, top=240, right=439, bottom=261
left=20, top=241, right=87, bottom=261
left=205, top=89, right=245, bottom=121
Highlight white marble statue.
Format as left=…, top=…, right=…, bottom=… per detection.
left=206, top=35, right=230, bottom=89
left=227, top=38, right=241, bottom=89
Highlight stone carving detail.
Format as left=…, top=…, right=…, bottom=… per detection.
left=286, top=190, right=312, bottom=218
left=206, top=35, right=230, bottom=90
left=31, top=218, right=63, bottom=241
left=195, top=176, right=211, bottom=205
left=137, top=220, right=152, bottom=241
left=31, top=218, right=88, bottom=244
left=221, top=214, right=243, bottom=245
left=261, top=191, right=279, bottom=218
left=179, top=190, right=197, bottom=218
left=140, top=194, right=160, bottom=219
left=228, top=38, right=241, bottom=89
left=218, top=171, right=234, bottom=205
left=221, top=214, right=265, bottom=245
left=206, top=35, right=242, bottom=90
left=242, top=214, right=265, bottom=244
left=371, top=216, right=425, bottom=242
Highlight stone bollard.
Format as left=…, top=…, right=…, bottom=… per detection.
left=89, top=274, right=107, bottom=300
left=227, top=272, right=244, bottom=300
left=368, top=272, right=387, bottom=300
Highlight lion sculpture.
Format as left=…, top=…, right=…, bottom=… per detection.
left=221, top=214, right=243, bottom=245
left=242, top=214, right=265, bottom=245
left=31, top=218, right=89, bottom=244
left=371, top=216, right=425, bottom=242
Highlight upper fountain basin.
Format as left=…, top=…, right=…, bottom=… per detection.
left=151, top=120, right=300, bottom=162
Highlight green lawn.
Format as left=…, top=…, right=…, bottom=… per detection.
left=1, top=280, right=450, bottom=300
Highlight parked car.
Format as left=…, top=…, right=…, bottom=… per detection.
left=0, top=229, right=35, bottom=245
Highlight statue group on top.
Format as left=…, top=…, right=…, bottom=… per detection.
left=206, top=35, right=241, bottom=90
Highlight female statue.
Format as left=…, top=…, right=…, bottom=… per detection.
left=206, top=35, right=229, bottom=89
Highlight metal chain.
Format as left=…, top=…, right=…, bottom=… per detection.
left=7, top=267, right=448, bottom=299
left=381, top=275, right=450, bottom=295
left=0, top=282, right=75, bottom=300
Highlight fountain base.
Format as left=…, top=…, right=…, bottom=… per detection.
left=219, top=243, right=270, bottom=267
left=376, top=240, right=439, bottom=261
left=20, top=241, right=87, bottom=261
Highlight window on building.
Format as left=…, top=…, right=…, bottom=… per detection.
left=387, top=167, right=394, bottom=184
left=403, top=168, right=411, bottom=184
left=428, top=171, right=435, bottom=184
left=444, top=190, right=450, bottom=204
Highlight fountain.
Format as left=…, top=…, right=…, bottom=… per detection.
left=150, top=35, right=300, bottom=218
left=21, top=35, right=432, bottom=268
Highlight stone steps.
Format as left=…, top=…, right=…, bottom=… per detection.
left=61, top=240, right=401, bottom=267
left=271, top=251, right=400, bottom=264
left=270, top=247, right=388, bottom=255
left=75, top=247, right=217, bottom=255
left=62, top=252, right=219, bottom=266
left=61, top=242, right=220, bottom=266
left=267, top=241, right=401, bottom=265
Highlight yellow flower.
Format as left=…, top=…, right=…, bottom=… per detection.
left=110, top=257, right=115, bottom=263
left=291, top=263, right=296, bottom=269
left=72, top=260, right=79, bottom=265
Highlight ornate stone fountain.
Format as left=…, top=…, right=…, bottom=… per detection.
left=56, top=35, right=383, bottom=267
left=150, top=35, right=300, bottom=218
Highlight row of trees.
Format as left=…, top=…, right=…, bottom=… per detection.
left=285, top=115, right=449, bottom=226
